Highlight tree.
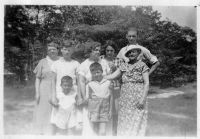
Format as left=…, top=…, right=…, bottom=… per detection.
left=4, top=5, right=196, bottom=87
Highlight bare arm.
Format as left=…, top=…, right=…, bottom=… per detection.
left=149, top=61, right=160, bottom=75
left=35, top=78, right=41, bottom=104
left=142, top=71, right=149, bottom=102
left=109, top=92, right=113, bottom=118
left=104, top=69, right=121, bottom=80
left=51, top=72, right=58, bottom=106
left=78, top=75, right=87, bottom=100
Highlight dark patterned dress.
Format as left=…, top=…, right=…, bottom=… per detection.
left=117, top=60, right=149, bottom=136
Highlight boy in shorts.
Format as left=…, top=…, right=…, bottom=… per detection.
left=86, top=62, right=113, bottom=136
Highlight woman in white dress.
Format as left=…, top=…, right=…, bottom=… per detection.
left=50, top=42, right=80, bottom=134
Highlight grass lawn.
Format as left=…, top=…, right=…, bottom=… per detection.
left=3, top=82, right=197, bottom=136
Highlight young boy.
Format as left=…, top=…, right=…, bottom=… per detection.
left=117, top=27, right=160, bottom=75
left=50, top=76, right=78, bottom=135
left=86, top=62, right=113, bottom=136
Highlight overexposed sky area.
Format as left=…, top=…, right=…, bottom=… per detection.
left=153, top=6, right=197, bottom=32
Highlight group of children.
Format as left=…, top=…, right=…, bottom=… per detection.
left=49, top=62, right=113, bottom=135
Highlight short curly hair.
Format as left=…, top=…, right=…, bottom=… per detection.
left=89, top=62, right=103, bottom=73
left=84, top=42, right=101, bottom=58
left=103, top=40, right=117, bottom=54
left=60, top=75, right=73, bottom=85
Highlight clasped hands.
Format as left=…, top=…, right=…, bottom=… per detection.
left=136, top=98, right=145, bottom=110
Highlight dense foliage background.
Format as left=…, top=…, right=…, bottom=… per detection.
left=4, top=5, right=196, bottom=87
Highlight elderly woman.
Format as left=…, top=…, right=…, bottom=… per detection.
left=104, top=46, right=150, bottom=136
left=77, top=42, right=110, bottom=135
left=33, top=42, right=60, bottom=134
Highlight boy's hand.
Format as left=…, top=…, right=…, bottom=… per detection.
left=81, top=98, right=88, bottom=106
left=76, top=98, right=83, bottom=106
left=49, top=97, right=59, bottom=107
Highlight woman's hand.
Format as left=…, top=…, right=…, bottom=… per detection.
left=108, top=110, right=112, bottom=119
left=49, top=97, right=59, bottom=107
left=136, top=98, right=145, bottom=110
left=103, top=75, right=108, bottom=80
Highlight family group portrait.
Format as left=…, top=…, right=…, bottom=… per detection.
left=3, top=5, right=197, bottom=136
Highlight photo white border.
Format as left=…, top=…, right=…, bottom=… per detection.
left=1, top=0, right=199, bottom=139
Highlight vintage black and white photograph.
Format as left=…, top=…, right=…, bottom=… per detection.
left=3, top=3, right=197, bottom=137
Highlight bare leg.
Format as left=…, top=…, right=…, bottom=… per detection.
left=49, top=124, right=57, bottom=135
left=99, top=122, right=107, bottom=136
left=91, top=122, right=99, bottom=135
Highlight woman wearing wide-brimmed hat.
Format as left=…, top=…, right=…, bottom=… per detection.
left=104, top=46, right=150, bottom=136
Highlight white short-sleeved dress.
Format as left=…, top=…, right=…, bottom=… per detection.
left=51, top=90, right=77, bottom=129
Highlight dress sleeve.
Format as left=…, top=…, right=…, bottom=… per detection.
left=142, top=62, right=150, bottom=73
left=33, top=59, right=43, bottom=78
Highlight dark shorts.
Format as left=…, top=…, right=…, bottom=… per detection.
left=88, top=97, right=110, bottom=122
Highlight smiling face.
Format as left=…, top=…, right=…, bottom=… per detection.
left=127, top=49, right=140, bottom=61
left=47, top=44, right=58, bottom=59
left=61, top=81, right=73, bottom=95
left=90, top=46, right=101, bottom=61
left=126, top=30, right=137, bottom=45
left=91, top=69, right=103, bottom=82
left=61, top=47, right=73, bottom=60
left=105, top=45, right=115, bottom=59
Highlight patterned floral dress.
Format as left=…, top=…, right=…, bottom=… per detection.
left=117, top=60, right=149, bottom=136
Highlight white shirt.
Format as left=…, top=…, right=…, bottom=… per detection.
left=117, top=44, right=158, bottom=64
left=86, top=79, right=111, bottom=98
left=51, top=58, right=80, bottom=98
left=58, top=89, right=77, bottom=109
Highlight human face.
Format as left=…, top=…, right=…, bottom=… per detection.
left=91, top=69, right=103, bottom=82
left=127, top=49, right=140, bottom=61
left=61, top=81, right=73, bottom=95
left=47, top=46, right=58, bottom=59
left=61, top=47, right=73, bottom=60
left=106, top=45, right=115, bottom=59
left=90, top=46, right=101, bottom=61
left=126, top=30, right=137, bottom=44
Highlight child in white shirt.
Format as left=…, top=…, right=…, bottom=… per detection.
left=86, top=62, right=113, bottom=136
left=50, top=76, right=78, bottom=135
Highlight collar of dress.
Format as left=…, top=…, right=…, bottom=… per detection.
left=90, top=78, right=108, bottom=84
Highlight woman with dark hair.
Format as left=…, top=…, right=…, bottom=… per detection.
left=33, top=42, right=60, bottom=134
left=101, top=40, right=120, bottom=135
left=77, top=42, right=110, bottom=135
